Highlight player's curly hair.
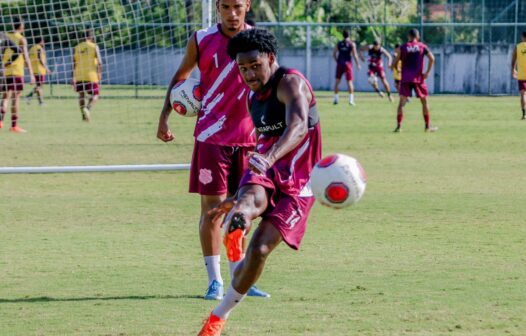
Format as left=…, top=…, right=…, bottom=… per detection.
left=227, top=29, right=278, bottom=60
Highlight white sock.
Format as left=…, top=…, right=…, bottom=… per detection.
left=334, top=93, right=339, bottom=101
left=229, top=254, right=245, bottom=279
left=212, top=284, right=246, bottom=320
left=204, top=255, right=223, bottom=286
left=349, top=93, right=354, bottom=103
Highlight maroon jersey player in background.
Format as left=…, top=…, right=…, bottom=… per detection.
left=333, top=29, right=361, bottom=106
left=391, top=29, right=437, bottom=133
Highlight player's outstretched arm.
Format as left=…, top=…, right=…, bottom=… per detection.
left=354, top=43, right=364, bottom=67
left=382, top=47, right=393, bottom=68
left=250, top=74, right=309, bottom=174
left=157, top=32, right=198, bottom=142
left=512, top=48, right=518, bottom=78
left=424, top=49, right=435, bottom=80
left=21, top=37, right=35, bottom=84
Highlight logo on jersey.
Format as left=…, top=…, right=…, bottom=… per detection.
left=199, top=169, right=213, bottom=185
left=407, top=45, right=421, bottom=53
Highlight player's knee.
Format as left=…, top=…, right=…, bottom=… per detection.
left=250, top=243, right=271, bottom=262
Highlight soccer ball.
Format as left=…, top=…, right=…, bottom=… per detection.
left=310, top=154, right=367, bottom=209
left=170, top=78, right=202, bottom=117
left=368, top=75, right=378, bottom=86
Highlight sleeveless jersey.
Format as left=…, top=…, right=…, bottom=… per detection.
left=194, top=24, right=256, bottom=147
left=74, top=41, right=99, bottom=83
left=400, top=41, right=429, bottom=83
left=248, top=67, right=322, bottom=196
left=3, top=32, right=24, bottom=77
left=30, top=44, right=47, bottom=75
left=516, top=42, right=526, bottom=81
left=368, top=46, right=384, bottom=68
left=336, top=40, right=354, bottom=65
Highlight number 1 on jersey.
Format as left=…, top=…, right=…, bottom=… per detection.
left=213, top=53, right=219, bottom=68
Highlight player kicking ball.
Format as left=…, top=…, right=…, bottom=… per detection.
left=198, top=28, right=322, bottom=336
left=391, top=29, right=437, bottom=133
left=362, top=39, right=393, bottom=102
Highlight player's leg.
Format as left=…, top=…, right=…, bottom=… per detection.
left=346, top=64, right=355, bottom=105
left=520, top=89, right=526, bottom=120
left=36, top=83, right=44, bottom=105
left=0, top=91, right=9, bottom=128
left=25, top=86, right=36, bottom=104
left=333, top=76, right=341, bottom=105
left=381, top=74, right=393, bottom=102
left=395, top=93, right=409, bottom=133
left=200, top=193, right=228, bottom=299
left=10, top=90, right=25, bottom=133
left=87, top=93, right=99, bottom=111
left=420, top=97, right=437, bottom=132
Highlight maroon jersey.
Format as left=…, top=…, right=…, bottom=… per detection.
left=248, top=67, right=322, bottom=196
left=194, top=24, right=256, bottom=147
left=336, top=39, right=354, bottom=65
left=368, top=46, right=385, bottom=68
left=400, top=41, right=429, bottom=83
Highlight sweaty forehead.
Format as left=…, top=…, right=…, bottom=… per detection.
left=236, top=50, right=266, bottom=64
left=218, top=0, right=246, bottom=5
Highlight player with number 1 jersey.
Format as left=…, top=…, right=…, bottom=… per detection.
left=157, top=0, right=269, bottom=302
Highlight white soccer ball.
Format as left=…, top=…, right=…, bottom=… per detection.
left=368, top=75, right=378, bottom=86
left=310, top=154, right=367, bottom=209
left=170, top=78, right=202, bottom=117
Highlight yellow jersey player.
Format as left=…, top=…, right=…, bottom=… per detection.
left=26, top=36, right=51, bottom=106
left=511, top=31, right=526, bottom=120
left=0, top=18, right=35, bottom=132
left=72, top=29, right=102, bottom=122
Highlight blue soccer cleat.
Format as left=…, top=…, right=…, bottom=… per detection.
left=204, top=280, right=224, bottom=300
left=247, top=285, right=270, bottom=298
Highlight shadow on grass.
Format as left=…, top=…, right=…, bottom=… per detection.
left=0, top=294, right=202, bottom=304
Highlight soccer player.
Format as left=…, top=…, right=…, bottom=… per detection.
left=393, top=43, right=402, bottom=93
left=333, top=29, right=361, bottom=105
left=362, top=38, right=393, bottom=101
left=511, top=31, right=526, bottom=120
left=0, top=18, right=35, bottom=133
left=198, top=28, right=322, bottom=336
left=72, top=29, right=102, bottom=122
left=391, top=29, right=437, bottom=133
left=156, top=0, right=268, bottom=300
left=26, top=36, right=51, bottom=106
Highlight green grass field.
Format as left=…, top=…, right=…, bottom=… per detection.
left=1, top=91, right=526, bottom=335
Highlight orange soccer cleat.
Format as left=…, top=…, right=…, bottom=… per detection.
left=223, top=213, right=246, bottom=262
left=198, top=313, right=226, bottom=336
left=0, top=120, right=3, bottom=129
left=9, top=126, right=27, bottom=133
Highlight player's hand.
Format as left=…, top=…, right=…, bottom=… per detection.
left=512, top=70, right=518, bottom=79
left=357, top=64, right=362, bottom=71
left=72, top=79, right=76, bottom=87
left=208, top=197, right=237, bottom=224
left=423, top=72, right=429, bottom=80
left=248, top=152, right=272, bottom=175
left=157, top=119, right=175, bottom=142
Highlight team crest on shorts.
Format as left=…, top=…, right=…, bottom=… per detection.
left=199, top=168, right=213, bottom=185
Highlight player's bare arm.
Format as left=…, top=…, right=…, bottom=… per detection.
left=250, top=74, right=310, bottom=174
left=423, top=49, right=435, bottom=80
left=512, top=48, right=518, bottom=78
left=382, top=47, right=393, bottom=67
left=95, top=45, right=103, bottom=81
left=332, top=45, right=338, bottom=62
left=21, top=37, right=35, bottom=84
left=354, top=43, right=364, bottom=66
left=157, top=32, right=198, bottom=142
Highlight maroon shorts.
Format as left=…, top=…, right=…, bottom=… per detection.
left=189, top=140, right=253, bottom=196
left=75, top=82, right=100, bottom=95
left=399, top=82, right=428, bottom=98
left=35, top=75, right=46, bottom=86
left=518, top=80, right=526, bottom=92
left=336, top=62, right=353, bottom=80
left=240, top=170, right=315, bottom=250
left=368, top=65, right=385, bottom=79
left=2, top=76, right=24, bottom=92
